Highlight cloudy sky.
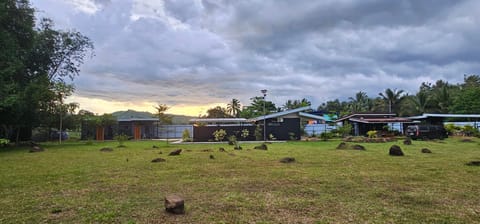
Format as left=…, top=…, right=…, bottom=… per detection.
left=30, top=0, right=480, bottom=116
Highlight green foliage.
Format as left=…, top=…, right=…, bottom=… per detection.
left=0, top=139, right=10, bottom=147
left=288, top=132, right=296, bottom=140
left=155, top=104, right=172, bottom=124
left=367, top=130, right=378, bottom=138
left=227, top=99, right=241, bottom=118
left=338, top=123, right=353, bottom=137
left=0, top=2, right=93, bottom=143
left=182, top=129, right=191, bottom=142
left=241, top=129, right=249, bottom=139
left=254, top=125, right=263, bottom=141
left=444, top=124, right=460, bottom=135
left=319, top=132, right=333, bottom=141
left=228, top=135, right=237, bottom=145
left=212, top=129, right=227, bottom=141
left=462, top=125, right=479, bottom=137
left=114, top=134, right=129, bottom=147
left=205, top=106, right=231, bottom=118
left=269, top=133, right=276, bottom=141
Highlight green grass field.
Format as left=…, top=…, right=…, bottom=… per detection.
left=0, top=138, right=479, bottom=223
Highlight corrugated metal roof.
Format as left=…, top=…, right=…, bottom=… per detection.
left=298, top=112, right=329, bottom=121
left=409, top=113, right=480, bottom=119
left=189, top=118, right=248, bottom=123
left=117, top=118, right=159, bottom=122
left=248, top=106, right=312, bottom=122
left=336, top=113, right=396, bottom=122
left=349, top=117, right=413, bottom=124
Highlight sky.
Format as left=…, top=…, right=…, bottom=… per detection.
left=30, top=0, right=480, bottom=116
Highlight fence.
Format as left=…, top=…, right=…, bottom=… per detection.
left=154, top=125, right=193, bottom=139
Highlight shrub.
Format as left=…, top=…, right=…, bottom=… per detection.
left=241, top=129, right=249, bottom=139
left=462, top=125, right=479, bottom=137
left=182, top=129, right=191, bottom=142
left=367, top=130, right=377, bottom=138
left=0, top=138, right=9, bottom=147
left=444, top=123, right=460, bottom=135
left=269, top=133, right=276, bottom=141
left=288, top=132, right=296, bottom=140
left=254, top=125, right=263, bottom=141
left=213, top=129, right=227, bottom=142
left=114, top=134, right=129, bottom=147
left=320, top=132, right=333, bottom=141
left=338, top=123, right=353, bottom=137
left=228, top=135, right=237, bottom=145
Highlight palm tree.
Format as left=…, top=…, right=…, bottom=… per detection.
left=348, top=91, right=369, bottom=112
left=227, top=99, right=241, bottom=118
left=379, top=88, right=405, bottom=114
left=410, top=91, right=429, bottom=114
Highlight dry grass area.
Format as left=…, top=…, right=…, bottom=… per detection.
left=0, top=137, right=479, bottom=223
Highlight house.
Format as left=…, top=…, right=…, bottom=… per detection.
left=336, top=113, right=413, bottom=136
left=247, top=106, right=330, bottom=140
left=190, top=106, right=328, bottom=141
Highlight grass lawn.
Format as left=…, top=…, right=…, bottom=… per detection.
left=0, top=137, right=479, bottom=223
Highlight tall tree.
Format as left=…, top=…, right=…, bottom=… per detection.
left=154, top=104, right=172, bottom=125
left=379, top=88, right=405, bottom=114
left=205, top=106, right=231, bottom=118
left=282, top=98, right=311, bottom=110
left=348, top=91, right=370, bottom=113
left=226, top=99, right=241, bottom=118
left=0, top=1, right=93, bottom=142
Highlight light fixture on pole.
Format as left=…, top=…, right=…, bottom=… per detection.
left=261, top=89, right=267, bottom=142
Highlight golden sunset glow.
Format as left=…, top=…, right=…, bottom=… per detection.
left=66, top=95, right=226, bottom=117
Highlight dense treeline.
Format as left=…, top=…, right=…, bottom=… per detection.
left=215, top=75, right=480, bottom=119
left=318, top=75, right=480, bottom=117
left=0, top=0, right=93, bottom=142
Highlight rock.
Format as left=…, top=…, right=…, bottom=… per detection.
left=403, top=138, right=412, bottom=145
left=152, top=145, right=159, bottom=148
left=466, top=161, right=480, bottom=166
left=209, top=155, right=215, bottom=159
left=336, top=142, right=348, bottom=149
left=351, top=144, right=366, bottom=150
left=219, top=147, right=226, bottom=152
left=169, top=149, right=182, bottom=156
left=279, top=157, right=295, bottom=163
left=421, top=148, right=432, bottom=153
left=29, top=146, right=44, bottom=153
left=99, top=147, right=113, bottom=152
left=460, top=138, right=474, bottom=143
left=151, top=158, right=166, bottom=163
left=254, top=143, right=268, bottom=150
left=165, top=195, right=185, bottom=214
left=389, top=145, right=404, bottom=156
left=158, top=151, right=163, bottom=154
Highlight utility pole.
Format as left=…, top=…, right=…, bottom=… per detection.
left=261, top=89, right=267, bottom=142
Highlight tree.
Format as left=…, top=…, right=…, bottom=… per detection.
left=154, top=104, right=172, bottom=125
left=451, top=75, right=480, bottom=114
left=348, top=91, right=370, bottom=113
left=0, top=1, right=93, bottom=143
left=205, top=106, right=231, bottom=118
left=282, top=98, right=311, bottom=110
left=226, top=99, right=241, bottom=118
left=239, top=96, right=277, bottom=118
left=379, top=88, right=405, bottom=114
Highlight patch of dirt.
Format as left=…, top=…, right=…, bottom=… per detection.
left=99, top=147, right=113, bottom=152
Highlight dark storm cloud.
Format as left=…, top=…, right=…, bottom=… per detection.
left=30, top=0, right=480, bottom=111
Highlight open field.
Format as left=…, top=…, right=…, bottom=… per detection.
left=0, top=138, right=479, bottom=223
